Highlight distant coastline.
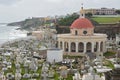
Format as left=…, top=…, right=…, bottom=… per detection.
left=7, top=17, right=45, bottom=31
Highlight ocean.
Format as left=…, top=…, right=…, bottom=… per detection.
left=0, top=24, right=27, bottom=45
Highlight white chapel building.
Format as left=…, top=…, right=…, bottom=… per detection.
left=57, top=6, right=107, bottom=56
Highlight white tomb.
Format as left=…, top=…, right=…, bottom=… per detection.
left=47, top=48, right=63, bottom=63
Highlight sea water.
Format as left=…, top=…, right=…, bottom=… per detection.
left=0, top=24, right=27, bottom=45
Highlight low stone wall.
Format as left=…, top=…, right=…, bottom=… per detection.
left=58, top=23, right=120, bottom=39
left=95, top=23, right=120, bottom=38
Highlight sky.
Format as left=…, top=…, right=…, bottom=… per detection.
left=0, top=0, right=120, bottom=23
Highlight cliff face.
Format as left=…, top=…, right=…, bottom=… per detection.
left=7, top=18, right=45, bottom=30
left=7, top=21, right=24, bottom=26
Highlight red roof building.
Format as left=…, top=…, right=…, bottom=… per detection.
left=70, top=18, right=94, bottom=29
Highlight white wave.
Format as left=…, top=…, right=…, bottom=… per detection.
left=0, top=24, right=27, bottom=44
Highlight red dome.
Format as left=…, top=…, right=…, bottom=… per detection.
left=70, top=18, right=94, bottom=29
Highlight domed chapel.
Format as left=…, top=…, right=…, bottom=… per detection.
left=57, top=5, right=107, bottom=56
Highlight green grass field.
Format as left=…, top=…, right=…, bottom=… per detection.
left=91, top=17, right=120, bottom=24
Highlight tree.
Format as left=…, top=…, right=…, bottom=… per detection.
left=96, top=12, right=100, bottom=15
left=85, top=12, right=93, bottom=17
left=116, top=10, right=120, bottom=14
left=58, top=13, right=79, bottom=26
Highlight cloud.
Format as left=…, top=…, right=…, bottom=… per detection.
left=0, top=0, right=22, bottom=5
left=0, top=0, right=120, bottom=23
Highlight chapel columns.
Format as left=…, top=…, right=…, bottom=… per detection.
left=57, top=41, right=105, bottom=53
left=76, top=42, right=78, bottom=53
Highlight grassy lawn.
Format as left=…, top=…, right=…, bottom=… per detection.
left=63, top=55, right=83, bottom=59
left=66, top=74, right=73, bottom=80
left=103, top=51, right=116, bottom=57
left=104, top=60, right=114, bottom=69
left=54, top=71, right=73, bottom=80
left=91, top=17, right=120, bottom=24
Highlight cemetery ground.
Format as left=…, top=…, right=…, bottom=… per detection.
left=0, top=38, right=119, bottom=80
left=0, top=53, right=118, bottom=80
left=0, top=55, right=79, bottom=80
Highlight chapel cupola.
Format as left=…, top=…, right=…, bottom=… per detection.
left=70, top=4, right=94, bottom=36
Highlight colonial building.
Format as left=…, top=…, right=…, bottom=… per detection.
left=84, top=8, right=117, bottom=15
left=57, top=6, right=107, bottom=56
left=32, top=31, right=45, bottom=40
